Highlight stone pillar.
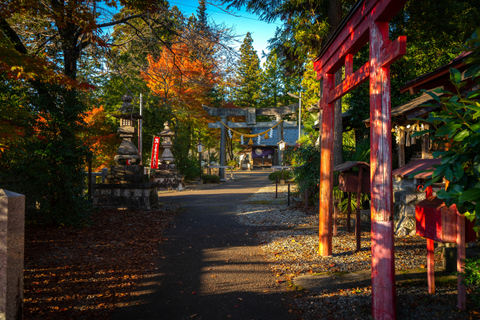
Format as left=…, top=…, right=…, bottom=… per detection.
left=276, top=115, right=284, bottom=166
left=219, top=116, right=227, bottom=181
left=0, top=189, right=25, bottom=320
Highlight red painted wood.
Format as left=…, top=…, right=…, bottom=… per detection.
left=381, top=36, right=407, bottom=67
left=328, top=62, right=370, bottom=104
left=319, top=73, right=335, bottom=257
left=415, top=197, right=476, bottom=243
left=338, top=171, right=371, bottom=193
left=426, top=186, right=433, bottom=198
left=427, top=238, right=435, bottom=294
left=371, top=220, right=396, bottom=319
left=345, top=53, right=353, bottom=77
left=313, top=1, right=408, bottom=318
left=457, top=210, right=466, bottom=310
left=370, top=20, right=396, bottom=320
left=314, top=0, right=408, bottom=76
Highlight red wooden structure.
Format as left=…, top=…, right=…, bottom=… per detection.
left=416, top=195, right=476, bottom=310
left=335, top=161, right=370, bottom=251
left=313, top=0, right=407, bottom=318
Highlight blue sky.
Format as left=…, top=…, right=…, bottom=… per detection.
left=169, top=0, right=282, bottom=62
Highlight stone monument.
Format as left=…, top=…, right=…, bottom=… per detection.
left=0, top=189, right=24, bottom=320
left=93, top=95, right=159, bottom=209
left=151, top=122, right=185, bottom=191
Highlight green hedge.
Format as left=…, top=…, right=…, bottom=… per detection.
left=202, top=174, right=221, bottom=183
left=268, top=170, right=292, bottom=181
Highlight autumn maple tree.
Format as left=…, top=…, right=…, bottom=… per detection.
left=0, top=0, right=171, bottom=225
left=81, top=106, right=120, bottom=172
left=142, top=43, right=219, bottom=117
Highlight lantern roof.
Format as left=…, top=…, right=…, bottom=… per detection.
left=159, top=122, right=174, bottom=136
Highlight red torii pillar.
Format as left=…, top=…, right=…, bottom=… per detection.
left=314, top=1, right=407, bottom=319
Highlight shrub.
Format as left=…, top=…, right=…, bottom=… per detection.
left=411, top=29, right=480, bottom=225
left=268, top=170, right=292, bottom=181
left=202, top=174, right=220, bottom=183
left=227, top=160, right=237, bottom=168
left=284, top=144, right=320, bottom=196
left=177, top=157, right=201, bottom=181
left=462, top=255, right=480, bottom=308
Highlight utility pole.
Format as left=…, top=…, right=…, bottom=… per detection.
left=287, top=92, right=302, bottom=141
left=138, top=93, right=143, bottom=165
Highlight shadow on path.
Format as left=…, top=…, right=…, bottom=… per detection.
left=111, top=172, right=295, bottom=320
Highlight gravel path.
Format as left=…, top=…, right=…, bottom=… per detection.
left=235, top=184, right=478, bottom=320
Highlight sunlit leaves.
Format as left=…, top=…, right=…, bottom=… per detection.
left=142, top=43, right=218, bottom=118
left=416, top=31, right=480, bottom=226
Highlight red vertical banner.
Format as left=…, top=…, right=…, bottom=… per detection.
left=150, top=136, right=160, bottom=169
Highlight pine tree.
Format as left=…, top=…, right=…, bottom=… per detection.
left=197, top=0, right=208, bottom=30
left=233, top=32, right=261, bottom=108
left=259, top=52, right=282, bottom=108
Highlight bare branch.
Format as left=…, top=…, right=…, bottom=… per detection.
left=96, top=13, right=145, bottom=29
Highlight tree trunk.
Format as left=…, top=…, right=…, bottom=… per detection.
left=328, top=0, right=344, bottom=167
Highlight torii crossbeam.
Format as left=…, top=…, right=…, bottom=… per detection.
left=203, top=105, right=298, bottom=178
left=313, top=0, right=407, bottom=319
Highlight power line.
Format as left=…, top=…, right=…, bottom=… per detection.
left=169, top=1, right=282, bottom=26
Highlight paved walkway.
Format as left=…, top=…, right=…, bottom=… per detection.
left=111, top=172, right=295, bottom=320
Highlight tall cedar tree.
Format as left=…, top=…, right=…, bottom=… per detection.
left=259, top=52, right=282, bottom=108
left=224, top=0, right=346, bottom=164
left=234, top=32, right=262, bottom=108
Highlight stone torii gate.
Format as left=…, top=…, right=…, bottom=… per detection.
left=203, top=105, right=298, bottom=179
left=313, top=0, right=407, bottom=319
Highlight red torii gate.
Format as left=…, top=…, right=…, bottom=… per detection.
left=313, top=0, right=407, bottom=319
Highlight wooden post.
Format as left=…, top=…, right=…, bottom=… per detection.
left=422, top=124, right=430, bottom=159
left=333, top=199, right=338, bottom=237
left=427, top=238, right=435, bottom=294
left=457, top=209, right=466, bottom=310
left=398, top=127, right=405, bottom=167
left=356, top=168, right=362, bottom=251
left=319, top=73, right=335, bottom=257
left=88, top=157, right=93, bottom=200
left=305, top=189, right=309, bottom=215
left=220, top=116, right=227, bottom=181
left=275, top=179, right=278, bottom=198
left=370, top=21, right=396, bottom=319
left=347, top=193, right=352, bottom=233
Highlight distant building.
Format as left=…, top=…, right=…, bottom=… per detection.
left=240, top=125, right=300, bottom=168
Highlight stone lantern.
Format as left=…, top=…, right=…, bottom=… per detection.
left=112, top=95, right=142, bottom=165
left=159, top=121, right=175, bottom=165
left=92, top=95, right=159, bottom=209
left=151, top=121, right=184, bottom=190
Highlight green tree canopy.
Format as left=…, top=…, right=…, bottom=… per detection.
left=233, top=32, right=262, bottom=108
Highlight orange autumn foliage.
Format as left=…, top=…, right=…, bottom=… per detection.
left=142, top=43, right=218, bottom=120
left=81, top=106, right=120, bottom=171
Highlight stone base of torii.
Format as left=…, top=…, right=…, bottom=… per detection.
left=203, top=105, right=298, bottom=180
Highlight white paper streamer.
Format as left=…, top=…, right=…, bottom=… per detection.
left=257, top=135, right=261, bottom=145
left=241, top=135, right=244, bottom=145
